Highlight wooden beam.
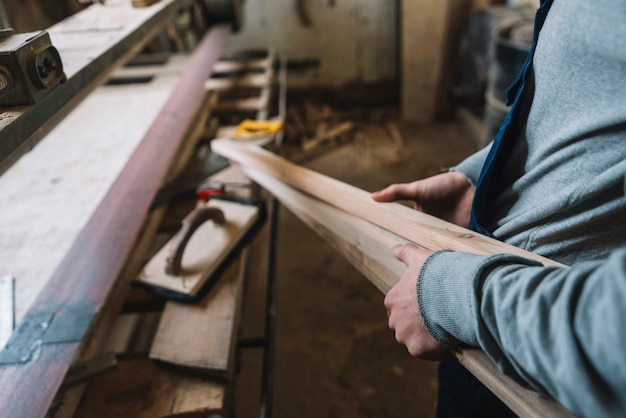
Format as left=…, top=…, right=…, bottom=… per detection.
left=0, top=26, right=230, bottom=418
left=401, top=0, right=451, bottom=122
left=0, top=0, right=195, bottom=172
left=210, top=139, right=563, bottom=267
left=149, top=255, right=245, bottom=375
left=238, top=165, right=575, bottom=418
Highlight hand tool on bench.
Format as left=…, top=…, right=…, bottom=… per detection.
left=231, top=119, right=284, bottom=140
left=195, top=178, right=251, bottom=202
left=134, top=195, right=265, bottom=302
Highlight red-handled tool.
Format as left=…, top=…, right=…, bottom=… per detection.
left=195, top=179, right=251, bottom=202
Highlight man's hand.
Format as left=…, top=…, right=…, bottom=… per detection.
left=385, top=243, right=449, bottom=360
left=372, top=172, right=475, bottom=228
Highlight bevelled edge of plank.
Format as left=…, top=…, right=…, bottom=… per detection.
left=242, top=166, right=576, bottom=418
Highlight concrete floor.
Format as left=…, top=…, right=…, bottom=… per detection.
left=235, top=117, right=478, bottom=418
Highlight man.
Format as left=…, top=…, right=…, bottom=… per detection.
left=372, top=0, right=626, bottom=416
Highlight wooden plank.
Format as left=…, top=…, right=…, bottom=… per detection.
left=150, top=256, right=244, bottom=375
left=454, top=348, right=574, bottom=418
left=401, top=0, right=456, bottom=122
left=214, top=96, right=270, bottom=113
left=210, top=139, right=563, bottom=267
left=74, top=358, right=225, bottom=417
left=205, top=72, right=272, bottom=90
left=241, top=166, right=575, bottom=418
left=212, top=57, right=272, bottom=74
left=132, top=0, right=162, bottom=7
left=149, top=164, right=255, bottom=375
left=0, top=0, right=194, bottom=171
left=101, top=313, right=161, bottom=357
left=0, top=26, right=230, bottom=418
left=244, top=167, right=406, bottom=293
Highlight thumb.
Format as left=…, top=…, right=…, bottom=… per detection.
left=372, top=183, right=420, bottom=203
left=392, top=243, right=418, bottom=265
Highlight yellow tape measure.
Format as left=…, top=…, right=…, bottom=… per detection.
left=232, top=119, right=284, bottom=140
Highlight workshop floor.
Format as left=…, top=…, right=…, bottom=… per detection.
left=235, top=115, right=478, bottom=418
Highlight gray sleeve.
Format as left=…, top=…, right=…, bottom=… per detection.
left=449, top=143, right=492, bottom=186
left=418, top=248, right=626, bottom=417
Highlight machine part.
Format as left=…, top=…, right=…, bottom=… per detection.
left=0, top=30, right=66, bottom=106
left=202, top=0, right=243, bottom=32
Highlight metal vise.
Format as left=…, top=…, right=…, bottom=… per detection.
left=0, top=29, right=66, bottom=106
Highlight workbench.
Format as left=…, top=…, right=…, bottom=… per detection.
left=0, top=1, right=278, bottom=416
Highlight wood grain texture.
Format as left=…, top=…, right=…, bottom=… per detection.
left=74, top=358, right=225, bottom=417
left=211, top=139, right=564, bottom=267
left=241, top=166, right=575, bottom=418
left=149, top=257, right=244, bottom=375
left=0, top=26, right=230, bottom=418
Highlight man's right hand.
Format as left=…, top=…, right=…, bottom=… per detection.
left=371, top=172, right=475, bottom=228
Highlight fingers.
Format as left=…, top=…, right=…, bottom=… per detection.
left=372, top=183, right=420, bottom=203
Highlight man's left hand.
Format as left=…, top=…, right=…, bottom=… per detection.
left=385, top=243, right=449, bottom=360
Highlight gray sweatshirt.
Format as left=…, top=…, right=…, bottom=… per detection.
left=420, top=1, right=626, bottom=416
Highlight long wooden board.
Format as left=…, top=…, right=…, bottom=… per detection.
left=210, top=141, right=575, bottom=417
left=210, top=139, right=563, bottom=267
left=0, top=0, right=194, bottom=171
left=0, top=26, right=230, bottom=418
left=242, top=166, right=575, bottom=418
